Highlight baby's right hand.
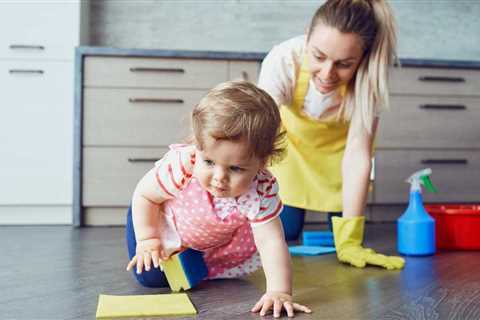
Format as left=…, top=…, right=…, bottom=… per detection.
left=126, top=238, right=168, bottom=274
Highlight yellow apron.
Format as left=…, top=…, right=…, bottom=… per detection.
left=270, top=57, right=349, bottom=212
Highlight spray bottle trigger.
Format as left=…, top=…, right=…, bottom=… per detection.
left=421, top=175, right=437, bottom=193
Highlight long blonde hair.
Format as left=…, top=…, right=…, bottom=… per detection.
left=307, top=0, right=397, bottom=133
left=191, top=81, right=285, bottom=165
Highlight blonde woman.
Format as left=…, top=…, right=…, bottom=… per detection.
left=259, top=0, right=405, bottom=270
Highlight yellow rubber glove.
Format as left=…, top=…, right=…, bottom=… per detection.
left=332, top=216, right=405, bottom=270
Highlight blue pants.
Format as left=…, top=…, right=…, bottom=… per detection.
left=126, top=206, right=169, bottom=287
left=279, top=205, right=342, bottom=241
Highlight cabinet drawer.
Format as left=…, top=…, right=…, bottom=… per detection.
left=82, top=147, right=169, bottom=206
left=0, top=61, right=73, bottom=205
left=228, top=61, right=259, bottom=82
left=377, top=96, right=480, bottom=148
left=83, top=88, right=205, bottom=146
left=0, top=2, right=81, bottom=60
left=390, top=67, right=480, bottom=96
left=375, top=150, right=480, bottom=203
left=84, top=56, right=228, bottom=89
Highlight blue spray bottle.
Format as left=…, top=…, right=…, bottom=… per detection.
left=397, top=168, right=438, bottom=256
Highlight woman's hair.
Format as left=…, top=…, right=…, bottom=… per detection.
left=191, top=80, right=285, bottom=164
left=307, top=0, right=397, bottom=133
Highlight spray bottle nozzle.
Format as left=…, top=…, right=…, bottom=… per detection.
left=406, top=168, right=438, bottom=193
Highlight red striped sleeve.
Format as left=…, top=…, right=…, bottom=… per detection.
left=155, top=168, right=175, bottom=198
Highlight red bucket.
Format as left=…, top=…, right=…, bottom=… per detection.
left=425, top=204, right=480, bottom=250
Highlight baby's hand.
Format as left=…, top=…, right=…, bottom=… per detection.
left=251, top=291, right=312, bottom=318
left=126, top=238, right=168, bottom=274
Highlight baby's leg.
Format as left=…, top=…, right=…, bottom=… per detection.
left=125, top=206, right=169, bottom=288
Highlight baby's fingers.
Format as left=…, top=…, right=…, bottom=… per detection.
left=126, top=256, right=137, bottom=271
left=151, top=251, right=160, bottom=269
left=143, top=251, right=152, bottom=271
left=283, top=302, right=294, bottom=318
left=273, top=300, right=283, bottom=318
left=251, top=298, right=264, bottom=313
left=260, top=299, right=274, bottom=317
left=292, top=302, right=312, bottom=314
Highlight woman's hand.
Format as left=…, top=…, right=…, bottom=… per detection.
left=251, top=292, right=311, bottom=318
left=126, top=238, right=169, bottom=274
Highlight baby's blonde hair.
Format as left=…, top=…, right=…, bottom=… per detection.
left=307, top=0, right=397, bottom=133
left=191, top=81, right=285, bottom=165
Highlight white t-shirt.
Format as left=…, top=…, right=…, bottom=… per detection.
left=258, top=35, right=343, bottom=119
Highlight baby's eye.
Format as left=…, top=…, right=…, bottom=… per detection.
left=204, top=159, right=214, bottom=166
left=314, top=55, right=326, bottom=62
left=229, top=166, right=245, bottom=173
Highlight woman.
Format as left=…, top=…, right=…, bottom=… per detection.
left=258, top=0, right=404, bottom=270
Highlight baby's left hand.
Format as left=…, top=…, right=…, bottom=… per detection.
left=251, top=291, right=312, bottom=318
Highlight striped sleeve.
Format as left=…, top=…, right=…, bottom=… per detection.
left=250, top=171, right=283, bottom=226
left=153, top=144, right=195, bottom=199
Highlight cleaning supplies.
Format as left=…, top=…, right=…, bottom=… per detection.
left=397, top=168, right=437, bottom=256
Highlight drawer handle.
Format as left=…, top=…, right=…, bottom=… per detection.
left=9, top=44, right=45, bottom=50
left=241, top=71, right=249, bottom=81
left=129, top=67, right=185, bottom=73
left=418, top=76, right=465, bottom=83
left=128, top=158, right=158, bottom=163
left=129, top=98, right=184, bottom=104
left=419, top=104, right=466, bottom=111
left=9, top=69, right=44, bottom=75
left=421, top=159, right=468, bottom=165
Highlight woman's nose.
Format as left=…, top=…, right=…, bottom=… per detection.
left=322, top=61, right=336, bottom=80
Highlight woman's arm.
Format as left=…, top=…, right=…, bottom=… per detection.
left=341, top=115, right=379, bottom=218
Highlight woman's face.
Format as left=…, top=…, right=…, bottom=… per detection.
left=306, top=23, right=364, bottom=94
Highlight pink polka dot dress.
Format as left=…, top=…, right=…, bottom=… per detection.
left=153, top=144, right=283, bottom=279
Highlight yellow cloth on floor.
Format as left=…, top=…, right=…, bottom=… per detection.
left=96, top=293, right=197, bottom=319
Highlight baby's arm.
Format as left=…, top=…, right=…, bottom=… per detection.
left=251, top=218, right=311, bottom=318
left=126, top=167, right=169, bottom=274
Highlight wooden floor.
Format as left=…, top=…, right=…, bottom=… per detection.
left=1, top=223, right=480, bottom=319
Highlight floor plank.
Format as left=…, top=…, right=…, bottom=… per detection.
left=1, top=223, right=479, bottom=319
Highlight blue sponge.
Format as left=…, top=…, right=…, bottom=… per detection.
left=161, top=249, right=208, bottom=292
left=303, top=231, right=334, bottom=247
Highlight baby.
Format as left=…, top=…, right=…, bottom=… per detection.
left=126, top=81, right=311, bottom=317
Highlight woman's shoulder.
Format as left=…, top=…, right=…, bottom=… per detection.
left=258, top=35, right=306, bottom=106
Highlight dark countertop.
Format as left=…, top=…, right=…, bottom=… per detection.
left=76, top=46, right=480, bottom=70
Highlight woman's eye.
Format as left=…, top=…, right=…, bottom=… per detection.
left=204, top=159, right=214, bottom=166
left=337, top=62, right=353, bottom=69
left=314, top=55, right=326, bottom=61
left=229, top=166, right=244, bottom=173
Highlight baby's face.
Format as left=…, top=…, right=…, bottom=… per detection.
left=194, top=136, right=264, bottom=198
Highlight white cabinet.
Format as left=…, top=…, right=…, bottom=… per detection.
left=0, top=1, right=88, bottom=224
